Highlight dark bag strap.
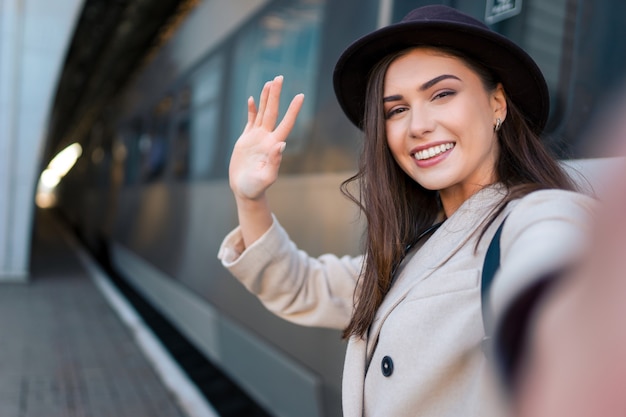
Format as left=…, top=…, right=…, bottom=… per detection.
left=481, top=218, right=507, bottom=343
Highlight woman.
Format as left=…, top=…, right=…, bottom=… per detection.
left=218, top=5, right=595, bottom=416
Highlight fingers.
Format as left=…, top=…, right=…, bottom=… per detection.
left=248, top=75, right=304, bottom=140
left=274, top=93, right=305, bottom=141
left=254, top=81, right=272, bottom=127
left=262, top=75, right=283, bottom=129
left=254, top=75, right=286, bottom=129
left=244, top=96, right=257, bottom=132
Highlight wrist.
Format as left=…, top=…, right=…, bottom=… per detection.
left=234, top=194, right=273, bottom=248
left=234, top=193, right=269, bottom=211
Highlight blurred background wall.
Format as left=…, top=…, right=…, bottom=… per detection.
left=0, top=0, right=84, bottom=281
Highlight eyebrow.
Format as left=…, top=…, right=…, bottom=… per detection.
left=383, top=74, right=461, bottom=102
left=420, top=74, right=461, bottom=91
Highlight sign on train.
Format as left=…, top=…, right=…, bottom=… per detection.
left=485, top=0, right=522, bottom=24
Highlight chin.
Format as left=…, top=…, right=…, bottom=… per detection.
left=413, top=175, right=456, bottom=192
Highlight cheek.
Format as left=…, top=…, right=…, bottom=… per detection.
left=459, top=109, right=497, bottom=148
left=387, top=143, right=405, bottom=170
left=385, top=137, right=412, bottom=175
left=385, top=125, right=404, bottom=156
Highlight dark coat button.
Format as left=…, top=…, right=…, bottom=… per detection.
left=381, top=356, right=394, bottom=377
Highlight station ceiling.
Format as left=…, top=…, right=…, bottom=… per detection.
left=44, top=0, right=193, bottom=163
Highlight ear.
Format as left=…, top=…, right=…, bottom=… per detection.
left=491, top=83, right=508, bottom=122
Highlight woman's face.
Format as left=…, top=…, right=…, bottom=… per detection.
left=383, top=47, right=506, bottom=215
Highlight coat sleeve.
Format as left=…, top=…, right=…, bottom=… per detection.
left=490, top=189, right=597, bottom=384
left=217, top=216, right=363, bottom=330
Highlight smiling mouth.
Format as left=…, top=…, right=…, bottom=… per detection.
left=412, top=143, right=455, bottom=161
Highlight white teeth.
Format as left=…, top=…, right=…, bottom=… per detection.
left=413, top=143, right=454, bottom=160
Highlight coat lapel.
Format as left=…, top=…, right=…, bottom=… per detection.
left=342, top=335, right=367, bottom=417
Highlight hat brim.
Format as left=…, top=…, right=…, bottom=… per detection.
left=333, top=20, right=549, bottom=134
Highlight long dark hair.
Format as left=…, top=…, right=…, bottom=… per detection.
left=340, top=46, right=576, bottom=339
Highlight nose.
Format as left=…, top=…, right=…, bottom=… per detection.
left=408, top=107, right=434, bottom=139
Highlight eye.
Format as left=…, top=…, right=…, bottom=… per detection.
left=433, top=90, right=456, bottom=101
left=385, top=106, right=408, bottom=119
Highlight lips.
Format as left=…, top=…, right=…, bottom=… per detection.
left=412, top=142, right=455, bottom=161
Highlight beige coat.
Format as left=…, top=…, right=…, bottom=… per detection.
left=218, top=186, right=595, bottom=416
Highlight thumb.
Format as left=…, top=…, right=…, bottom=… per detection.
left=267, top=141, right=287, bottom=168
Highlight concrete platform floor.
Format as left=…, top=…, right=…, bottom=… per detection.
left=0, top=210, right=190, bottom=417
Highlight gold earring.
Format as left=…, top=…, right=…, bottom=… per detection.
left=494, top=118, right=502, bottom=132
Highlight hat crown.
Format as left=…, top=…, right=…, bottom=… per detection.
left=401, top=5, right=489, bottom=30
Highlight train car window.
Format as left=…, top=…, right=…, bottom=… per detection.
left=187, top=54, right=225, bottom=180
left=172, top=87, right=191, bottom=180
left=120, top=121, right=143, bottom=186
left=560, top=0, right=626, bottom=156
left=173, top=119, right=190, bottom=179
left=141, top=96, right=172, bottom=183
left=88, top=124, right=113, bottom=189
left=227, top=0, right=325, bottom=155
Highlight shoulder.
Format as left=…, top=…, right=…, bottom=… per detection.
left=504, top=189, right=596, bottom=230
left=511, top=188, right=596, bottom=209
left=496, top=188, right=596, bottom=295
left=491, top=189, right=597, bottom=327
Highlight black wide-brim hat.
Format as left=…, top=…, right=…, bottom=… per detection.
left=333, top=5, right=549, bottom=134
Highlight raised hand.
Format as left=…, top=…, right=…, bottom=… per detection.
left=229, top=75, right=304, bottom=201
left=228, top=75, right=304, bottom=248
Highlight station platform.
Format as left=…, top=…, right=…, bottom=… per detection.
left=0, top=210, right=217, bottom=417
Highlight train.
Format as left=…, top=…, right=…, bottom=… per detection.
left=55, top=0, right=626, bottom=416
